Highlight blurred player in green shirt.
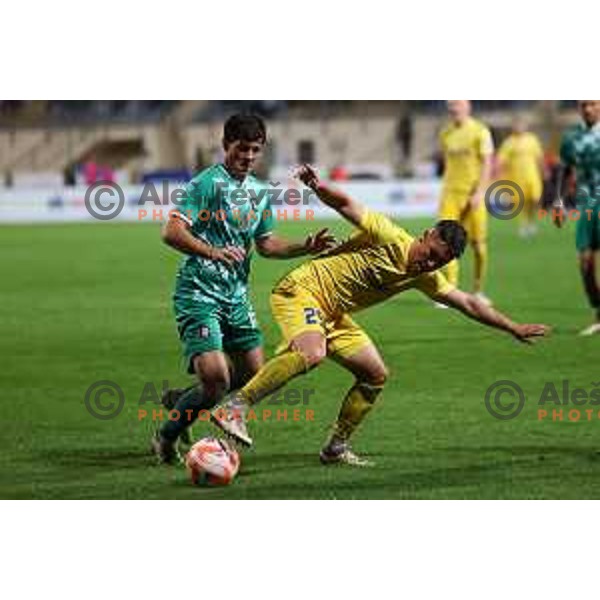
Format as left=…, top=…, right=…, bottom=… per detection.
left=554, top=101, right=600, bottom=336
left=152, top=114, right=334, bottom=462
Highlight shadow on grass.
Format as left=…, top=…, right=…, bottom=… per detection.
left=222, top=448, right=504, bottom=495
left=32, top=444, right=600, bottom=499
left=227, top=445, right=600, bottom=498
left=37, top=447, right=154, bottom=470
left=238, top=452, right=319, bottom=475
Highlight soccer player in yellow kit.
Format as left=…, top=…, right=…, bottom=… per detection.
left=439, top=100, right=494, bottom=304
left=497, top=116, right=544, bottom=238
left=212, top=165, right=549, bottom=466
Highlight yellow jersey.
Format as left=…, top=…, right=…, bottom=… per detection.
left=280, top=210, right=453, bottom=316
left=440, top=118, right=494, bottom=194
left=497, top=132, right=543, bottom=184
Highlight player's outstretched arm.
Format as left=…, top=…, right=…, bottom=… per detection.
left=439, top=288, right=550, bottom=343
left=295, top=164, right=366, bottom=228
left=255, top=229, right=336, bottom=259
left=161, top=213, right=246, bottom=266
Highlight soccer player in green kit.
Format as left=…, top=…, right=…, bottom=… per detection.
left=554, top=101, right=600, bottom=336
left=152, top=114, right=335, bottom=463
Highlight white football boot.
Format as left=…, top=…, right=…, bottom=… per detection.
left=319, top=442, right=374, bottom=467
left=210, top=398, right=253, bottom=447
left=579, top=323, right=600, bottom=337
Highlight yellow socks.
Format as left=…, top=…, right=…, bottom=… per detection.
left=330, top=381, right=384, bottom=444
left=238, top=350, right=309, bottom=406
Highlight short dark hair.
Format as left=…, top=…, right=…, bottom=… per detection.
left=434, top=220, right=467, bottom=259
left=223, top=113, right=267, bottom=146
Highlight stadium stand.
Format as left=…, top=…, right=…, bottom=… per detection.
left=0, top=100, right=580, bottom=189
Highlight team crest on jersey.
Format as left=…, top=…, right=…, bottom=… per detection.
left=198, top=325, right=211, bottom=339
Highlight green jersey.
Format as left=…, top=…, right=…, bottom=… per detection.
left=174, top=164, right=274, bottom=304
left=560, top=122, right=600, bottom=207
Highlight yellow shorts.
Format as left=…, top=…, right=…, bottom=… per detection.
left=439, top=190, right=487, bottom=243
left=270, top=277, right=372, bottom=360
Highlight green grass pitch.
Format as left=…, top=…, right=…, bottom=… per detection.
left=1, top=216, right=599, bottom=499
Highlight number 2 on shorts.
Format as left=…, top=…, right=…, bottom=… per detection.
left=303, top=307, right=320, bottom=325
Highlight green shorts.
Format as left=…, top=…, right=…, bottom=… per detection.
left=575, top=203, right=600, bottom=252
left=174, top=296, right=263, bottom=374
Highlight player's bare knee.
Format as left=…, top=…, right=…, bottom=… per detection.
left=291, top=334, right=326, bottom=369
left=360, top=363, right=388, bottom=387
left=369, top=364, right=389, bottom=387
left=300, top=345, right=326, bottom=368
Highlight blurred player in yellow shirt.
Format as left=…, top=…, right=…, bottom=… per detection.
left=439, top=100, right=494, bottom=304
left=497, top=116, right=544, bottom=238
